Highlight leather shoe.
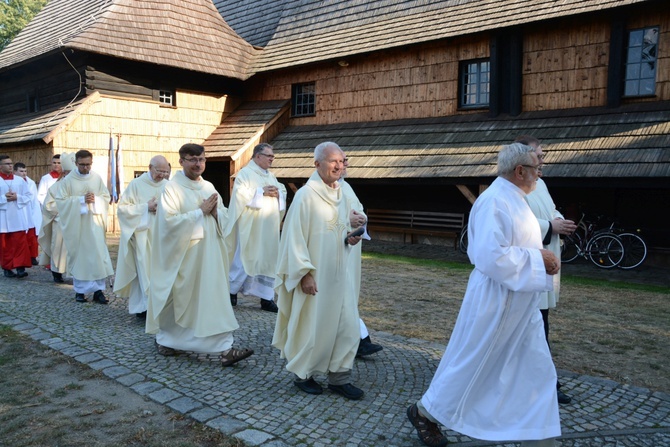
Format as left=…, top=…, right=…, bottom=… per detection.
left=3, top=269, right=16, bottom=278
left=260, top=299, right=278, bottom=313
left=356, top=336, right=383, bottom=358
left=328, top=383, right=364, bottom=400
left=230, top=293, right=237, bottom=306
left=52, top=272, right=64, bottom=283
left=294, top=377, right=323, bottom=395
left=93, top=290, right=109, bottom=304
left=557, top=389, right=572, bottom=404
left=31, top=257, right=38, bottom=266
left=16, top=268, right=28, bottom=278
left=75, top=293, right=87, bottom=303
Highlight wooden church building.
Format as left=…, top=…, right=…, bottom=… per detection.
left=1, top=0, right=669, bottom=259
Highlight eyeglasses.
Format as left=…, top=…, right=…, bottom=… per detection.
left=151, top=167, right=171, bottom=175
left=182, top=157, right=206, bottom=164
left=520, top=164, right=542, bottom=172
left=258, top=153, right=275, bottom=159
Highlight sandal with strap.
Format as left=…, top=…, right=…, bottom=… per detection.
left=220, top=347, right=254, bottom=367
left=407, top=403, right=448, bottom=447
left=155, top=340, right=179, bottom=356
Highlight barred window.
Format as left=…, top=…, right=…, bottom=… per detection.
left=460, top=59, right=490, bottom=108
left=292, top=82, right=315, bottom=117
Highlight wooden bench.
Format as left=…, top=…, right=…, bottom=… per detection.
left=366, top=209, right=465, bottom=246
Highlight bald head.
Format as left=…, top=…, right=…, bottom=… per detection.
left=149, top=155, right=170, bottom=181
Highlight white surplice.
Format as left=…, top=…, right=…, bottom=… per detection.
left=146, top=171, right=238, bottom=353
left=224, top=159, right=286, bottom=299
left=421, top=177, right=560, bottom=442
left=114, top=172, right=166, bottom=314
left=526, top=178, right=563, bottom=308
left=272, top=171, right=360, bottom=379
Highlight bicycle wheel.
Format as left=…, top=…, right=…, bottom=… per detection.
left=586, top=233, right=624, bottom=268
left=561, top=233, right=581, bottom=263
left=617, top=233, right=647, bottom=269
left=458, top=227, right=468, bottom=254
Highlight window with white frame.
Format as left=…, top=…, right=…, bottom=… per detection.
left=158, top=90, right=175, bottom=106
left=624, top=26, right=659, bottom=97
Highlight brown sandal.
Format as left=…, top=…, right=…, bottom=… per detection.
left=220, top=347, right=254, bottom=367
left=407, top=403, right=448, bottom=447
left=155, top=340, right=179, bottom=356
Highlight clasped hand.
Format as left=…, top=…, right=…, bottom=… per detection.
left=541, top=248, right=561, bottom=275
left=199, top=193, right=218, bottom=216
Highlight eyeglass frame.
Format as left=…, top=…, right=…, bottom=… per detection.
left=257, top=153, right=275, bottom=159
left=181, top=157, right=207, bottom=164
left=520, top=164, right=542, bottom=172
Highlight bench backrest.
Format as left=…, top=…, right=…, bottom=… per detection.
left=367, top=209, right=464, bottom=231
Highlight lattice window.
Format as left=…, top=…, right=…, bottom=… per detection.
left=624, top=26, right=659, bottom=97
left=460, top=59, right=490, bottom=108
left=292, top=82, right=315, bottom=117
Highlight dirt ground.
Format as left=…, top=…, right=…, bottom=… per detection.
left=1, top=240, right=668, bottom=446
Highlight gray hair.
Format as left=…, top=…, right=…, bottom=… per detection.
left=314, top=141, right=341, bottom=162
left=253, top=143, right=273, bottom=157
left=497, top=142, right=536, bottom=176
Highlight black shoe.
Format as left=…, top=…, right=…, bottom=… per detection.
left=75, top=293, right=87, bottom=303
left=557, top=389, right=572, bottom=404
left=328, top=383, right=364, bottom=400
left=230, top=293, right=237, bottom=306
left=52, top=272, right=64, bottom=283
left=136, top=311, right=147, bottom=320
left=16, top=268, right=28, bottom=278
left=92, top=290, right=109, bottom=304
left=31, top=257, right=38, bottom=266
left=294, top=377, right=323, bottom=395
left=356, top=336, right=384, bottom=358
left=3, top=269, right=16, bottom=278
left=260, top=299, right=278, bottom=313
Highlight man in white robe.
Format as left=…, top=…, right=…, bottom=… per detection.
left=0, top=155, right=31, bottom=278
left=224, top=143, right=286, bottom=312
left=55, top=150, right=114, bottom=304
left=147, top=143, right=253, bottom=367
left=114, top=155, right=170, bottom=318
left=273, top=141, right=365, bottom=400
left=407, top=143, right=562, bottom=447
left=516, top=135, right=577, bottom=405
left=13, top=163, right=40, bottom=263
left=37, top=154, right=61, bottom=205
left=339, top=155, right=383, bottom=358
left=38, top=153, right=75, bottom=283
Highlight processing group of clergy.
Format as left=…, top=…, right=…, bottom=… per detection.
left=0, top=138, right=574, bottom=447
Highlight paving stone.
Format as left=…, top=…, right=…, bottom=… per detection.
left=0, top=253, right=668, bottom=447
left=167, top=396, right=203, bottom=414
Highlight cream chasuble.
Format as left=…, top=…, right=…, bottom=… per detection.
left=224, top=159, right=286, bottom=277
left=38, top=182, right=68, bottom=273
left=526, top=178, right=563, bottom=308
left=146, top=171, right=238, bottom=341
left=421, top=177, right=560, bottom=442
left=55, top=170, right=113, bottom=281
left=114, top=172, right=167, bottom=313
left=272, top=171, right=360, bottom=379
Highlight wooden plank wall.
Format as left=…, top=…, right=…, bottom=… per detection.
left=50, top=90, right=231, bottom=188
left=245, top=9, right=670, bottom=125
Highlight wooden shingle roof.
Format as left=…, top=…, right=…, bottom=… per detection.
left=214, top=0, right=650, bottom=73
left=203, top=100, right=290, bottom=159
left=266, top=102, right=670, bottom=181
left=0, top=0, right=259, bottom=79
left=0, top=93, right=100, bottom=145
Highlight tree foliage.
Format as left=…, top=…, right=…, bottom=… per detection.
left=0, top=0, right=48, bottom=51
